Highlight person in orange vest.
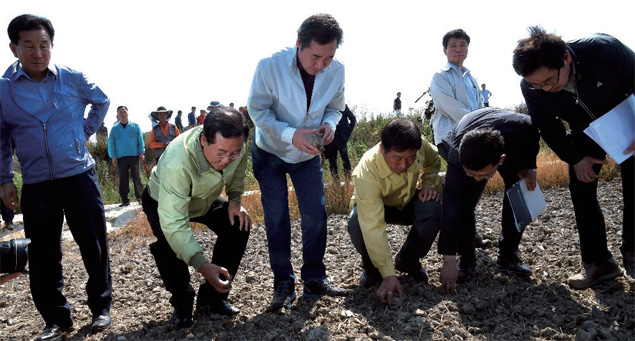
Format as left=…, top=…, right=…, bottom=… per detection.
left=150, top=106, right=180, bottom=163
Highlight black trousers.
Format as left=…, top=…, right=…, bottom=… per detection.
left=21, top=168, right=112, bottom=327
left=347, top=193, right=441, bottom=277
left=117, top=155, right=143, bottom=203
left=570, top=155, right=634, bottom=263
left=442, top=162, right=524, bottom=261
left=0, top=199, right=14, bottom=223
left=141, top=187, right=249, bottom=312
left=324, top=141, right=352, bottom=177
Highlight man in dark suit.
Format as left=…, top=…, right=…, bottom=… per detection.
left=324, top=104, right=356, bottom=178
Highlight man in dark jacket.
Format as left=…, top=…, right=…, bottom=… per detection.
left=437, top=108, right=540, bottom=294
left=324, top=104, right=356, bottom=178
left=513, top=26, right=634, bottom=288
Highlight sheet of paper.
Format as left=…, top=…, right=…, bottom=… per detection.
left=506, top=179, right=547, bottom=233
left=584, top=94, right=635, bottom=164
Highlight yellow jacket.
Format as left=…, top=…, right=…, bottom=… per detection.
left=350, top=138, right=440, bottom=277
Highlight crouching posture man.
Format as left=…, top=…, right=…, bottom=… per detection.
left=347, top=119, right=442, bottom=306
left=438, top=108, right=540, bottom=294
left=142, top=107, right=251, bottom=328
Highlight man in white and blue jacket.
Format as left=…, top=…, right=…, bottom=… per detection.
left=0, top=14, right=112, bottom=340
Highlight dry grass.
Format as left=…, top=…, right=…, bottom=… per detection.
left=119, top=150, right=621, bottom=235
left=484, top=152, right=619, bottom=194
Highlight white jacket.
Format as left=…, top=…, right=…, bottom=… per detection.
left=429, top=62, right=482, bottom=145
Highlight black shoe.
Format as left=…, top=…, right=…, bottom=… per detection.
left=303, top=278, right=348, bottom=298
left=457, top=258, right=476, bottom=283
left=35, top=323, right=73, bottom=341
left=90, top=313, right=111, bottom=332
left=170, top=308, right=193, bottom=328
left=266, top=280, right=296, bottom=312
left=474, top=233, right=492, bottom=249
left=394, top=261, right=429, bottom=282
left=119, top=201, right=130, bottom=207
left=359, top=271, right=382, bottom=288
left=208, top=300, right=240, bottom=316
left=496, top=256, right=532, bottom=277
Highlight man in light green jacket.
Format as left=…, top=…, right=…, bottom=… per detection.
left=141, top=106, right=251, bottom=328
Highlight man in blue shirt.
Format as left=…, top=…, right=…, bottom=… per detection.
left=188, top=106, right=197, bottom=128
left=481, top=84, right=492, bottom=107
left=0, top=14, right=112, bottom=339
left=248, top=13, right=348, bottom=312
left=108, top=105, right=146, bottom=207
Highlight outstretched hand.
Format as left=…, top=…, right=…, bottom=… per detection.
left=440, top=256, right=458, bottom=295
left=198, top=262, right=232, bottom=294
left=376, top=276, right=402, bottom=306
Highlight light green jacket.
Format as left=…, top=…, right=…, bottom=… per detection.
left=148, top=127, right=247, bottom=270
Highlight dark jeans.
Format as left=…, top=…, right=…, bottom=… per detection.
left=347, top=193, right=441, bottom=277
left=441, top=162, right=525, bottom=261
left=0, top=199, right=14, bottom=223
left=21, top=168, right=111, bottom=326
left=324, top=142, right=352, bottom=177
left=251, top=143, right=327, bottom=288
left=117, top=155, right=143, bottom=203
left=570, top=155, right=634, bottom=263
left=142, top=187, right=249, bottom=311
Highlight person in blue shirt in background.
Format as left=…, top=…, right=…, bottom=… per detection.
left=0, top=14, right=112, bottom=340
left=188, top=106, right=197, bottom=128
left=480, top=84, right=492, bottom=107
left=108, top=105, right=146, bottom=207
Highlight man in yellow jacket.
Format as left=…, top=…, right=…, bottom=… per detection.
left=141, top=106, right=251, bottom=328
left=347, top=119, right=442, bottom=306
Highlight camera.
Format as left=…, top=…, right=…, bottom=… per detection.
left=0, top=238, right=31, bottom=274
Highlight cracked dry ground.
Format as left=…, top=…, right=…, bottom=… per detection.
left=1, top=179, right=633, bottom=340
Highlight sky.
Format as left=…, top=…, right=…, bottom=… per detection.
left=2, top=0, right=634, bottom=133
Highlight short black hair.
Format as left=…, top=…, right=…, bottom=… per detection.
left=116, top=105, right=128, bottom=112
left=459, top=128, right=504, bottom=171
left=380, top=119, right=422, bottom=153
left=512, top=26, right=568, bottom=77
left=8, top=14, right=55, bottom=45
left=202, top=106, right=249, bottom=145
left=297, top=13, right=343, bottom=50
left=442, top=29, right=470, bottom=49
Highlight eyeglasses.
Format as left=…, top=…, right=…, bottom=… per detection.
left=528, top=68, right=561, bottom=90
left=215, top=151, right=241, bottom=160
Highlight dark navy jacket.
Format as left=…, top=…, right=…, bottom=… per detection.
left=521, top=33, right=634, bottom=165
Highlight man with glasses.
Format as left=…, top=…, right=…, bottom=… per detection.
left=437, top=108, right=540, bottom=294
left=141, top=106, right=251, bottom=328
left=247, top=13, right=348, bottom=312
left=513, top=26, right=634, bottom=288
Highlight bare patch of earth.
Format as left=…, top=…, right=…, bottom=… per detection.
left=0, top=179, right=633, bottom=340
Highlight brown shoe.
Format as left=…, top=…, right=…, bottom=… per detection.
left=567, top=258, right=623, bottom=289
